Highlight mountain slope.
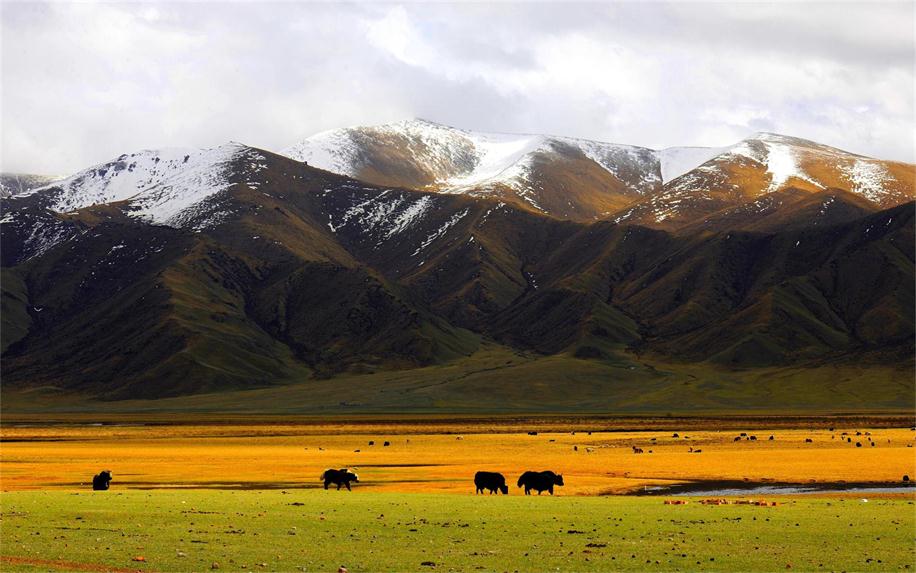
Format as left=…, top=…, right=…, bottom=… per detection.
left=283, top=119, right=674, bottom=220
left=614, top=133, right=914, bottom=231
left=1, top=128, right=913, bottom=409
left=284, top=122, right=913, bottom=228
left=0, top=173, right=62, bottom=198
left=1, top=148, right=481, bottom=398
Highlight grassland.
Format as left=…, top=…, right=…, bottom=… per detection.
left=2, top=419, right=914, bottom=571
left=2, top=421, right=914, bottom=493
left=3, top=345, right=914, bottom=415
left=2, top=491, right=914, bottom=572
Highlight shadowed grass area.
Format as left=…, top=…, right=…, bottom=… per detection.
left=4, top=344, right=912, bottom=415
left=1, top=490, right=913, bottom=572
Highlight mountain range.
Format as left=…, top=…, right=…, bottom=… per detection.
left=1, top=120, right=913, bottom=412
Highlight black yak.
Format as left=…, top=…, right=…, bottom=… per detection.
left=92, top=470, right=112, bottom=491
left=474, top=471, right=509, bottom=495
left=321, top=468, right=359, bottom=491
left=517, top=470, right=564, bottom=495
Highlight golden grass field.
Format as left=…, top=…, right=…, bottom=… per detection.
left=3, top=417, right=914, bottom=494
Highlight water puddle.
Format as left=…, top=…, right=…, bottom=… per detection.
left=637, top=481, right=916, bottom=496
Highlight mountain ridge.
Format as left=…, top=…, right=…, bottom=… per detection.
left=1, top=124, right=913, bottom=411
left=281, top=119, right=913, bottom=224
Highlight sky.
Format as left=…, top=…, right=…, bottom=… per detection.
left=2, top=1, right=913, bottom=175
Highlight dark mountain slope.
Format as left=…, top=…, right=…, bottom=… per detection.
left=615, top=203, right=914, bottom=365
left=1, top=150, right=480, bottom=397
left=675, top=188, right=877, bottom=234
left=1, top=144, right=911, bottom=406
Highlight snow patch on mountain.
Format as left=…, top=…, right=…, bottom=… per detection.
left=761, top=141, right=823, bottom=192
left=444, top=132, right=547, bottom=189
left=726, top=135, right=823, bottom=192
left=283, top=128, right=361, bottom=176
left=327, top=189, right=436, bottom=244
left=30, top=143, right=248, bottom=227
left=284, top=120, right=677, bottom=196
left=567, top=138, right=661, bottom=193
left=412, top=208, right=469, bottom=256
left=840, top=159, right=892, bottom=203
left=386, top=195, right=434, bottom=237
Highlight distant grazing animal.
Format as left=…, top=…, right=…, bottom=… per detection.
left=769, top=435, right=775, bottom=441
left=517, top=471, right=564, bottom=495
left=733, top=437, right=741, bottom=442
left=805, top=438, right=813, bottom=443
left=321, top=468, right=359, bottom=491
left=474, top=471, right=509, bottom=495
left=368, top=441, right=374, bottom=446
left=749, top=436, right=757, bottom=441
left=632, top=446, right=644, bottom=454
left=672, top=433, right=679, bottom=438
left=527, top=431, right=538, bottom=436
left=92, top=470, right=112, bottom=491
left=383, top=441, right=391, bottom=447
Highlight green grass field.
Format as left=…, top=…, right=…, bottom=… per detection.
left=5, top=344, right=914, bottom=416
left=2, top=490, right=913, bottom=572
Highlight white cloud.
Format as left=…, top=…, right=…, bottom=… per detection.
left=2, top=1, right=912, bottom=175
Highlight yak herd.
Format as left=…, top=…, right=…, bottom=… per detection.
left=90, top=468, right=563, bottom=495
left=474, top=470, right=564, bottom=495
left=321, top=468, right=564, bottom=494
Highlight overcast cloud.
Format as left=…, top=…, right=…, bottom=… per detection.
left=2, top=1, right=913, bottom=174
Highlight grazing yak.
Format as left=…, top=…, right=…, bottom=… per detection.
left=321, top=468, right=359, bottom=491
left=517, top=470, right=564, bottom=495
left=92, top=470, right=112, bottom=491
left=474, top=471, right=509, bottom=495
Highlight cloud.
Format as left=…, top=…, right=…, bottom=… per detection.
left=2, top=1, right=912, bottom=174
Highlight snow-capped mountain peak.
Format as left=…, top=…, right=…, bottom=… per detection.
left=281, top=119, right=676, bottom=217
left=29, top=142, right=255, bottom=227
left=280, top=119, right=912, bottom=222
